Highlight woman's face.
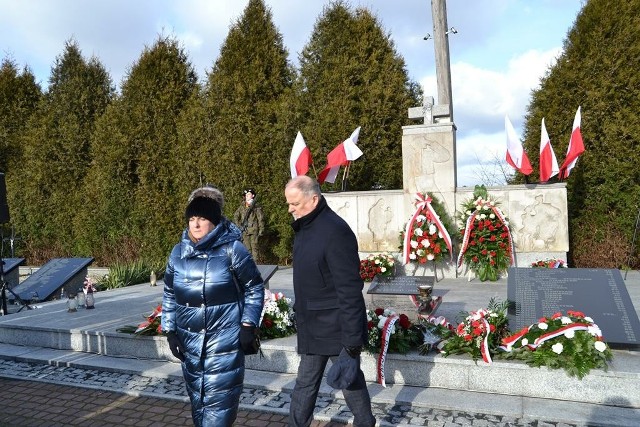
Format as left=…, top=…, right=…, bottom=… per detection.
left=188, top=217, right=215, bottom=241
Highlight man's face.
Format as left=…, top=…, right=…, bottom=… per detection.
left=285, top=186, right=318, bottom=220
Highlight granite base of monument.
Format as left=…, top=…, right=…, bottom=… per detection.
left=367, top=275, right=436, bottom=317
left=507, top=267, right=640, bottom=349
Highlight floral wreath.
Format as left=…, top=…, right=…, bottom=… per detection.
left=401, top=193, right=454, bottom=265
left=456, top=186, right=515, bottom=281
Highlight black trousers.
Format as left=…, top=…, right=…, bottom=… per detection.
left=289, top=353, right=376, bottom=427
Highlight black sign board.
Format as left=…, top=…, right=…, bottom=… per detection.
left=12, top=258, right=94, bottom=302
left=257, top=265, right=278, bottom=289
left=0, top=257, right=25, bottom=288
left=1, top=258, right=25, bottom=274
left=367, top=275, right=435, bottom=295
left=507, top=267, right=640, bottom=349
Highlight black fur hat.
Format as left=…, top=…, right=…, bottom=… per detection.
left=185, top=196, right=221, bottom=225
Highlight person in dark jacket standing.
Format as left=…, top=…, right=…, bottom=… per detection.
left=233, top=188, right=264, bottom=262
left=284, top=176, right=375, bottom=427
left=162, top=185, right=264, bottom=427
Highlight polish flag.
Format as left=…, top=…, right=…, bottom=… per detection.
left=505, top=115, right=533, bottom=175
left=559, top=106, right=585, bottom=179
left=539, top=118, right=559, bottom=182
left=317, top=127, right=363, bottom=184
left=289, top=131, right=313, bottom=178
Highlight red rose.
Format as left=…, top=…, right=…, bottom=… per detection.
left=368, top=321, right=375, bottom=330
left=263, top=318, right=273, bottom=328
left=375, top=307, right=384, bottom=316
left=399, top=314, right=411, bottom=329
left=481, top=249, right=488, bottom=255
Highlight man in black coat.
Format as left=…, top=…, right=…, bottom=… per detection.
left=284, top=176, right=375, bottom=427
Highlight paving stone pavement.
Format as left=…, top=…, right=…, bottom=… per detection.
left=0, top=358, right=579, bottom=426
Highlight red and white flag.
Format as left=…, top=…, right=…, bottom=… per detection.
left=505, top=115, right=533, bottom=175
left=289, top=131, right=313, bottom=178
left=318, top=127, right=363, bottom=184
left=539, top=118, right=559, bottom=182
left=559, top=106, right=585, bottom=179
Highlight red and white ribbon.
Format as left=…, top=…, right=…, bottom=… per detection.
left=376, top=314, right=399, bottom=387
left=135, top=305, right=162, bottom=333
left=499, top=327, right=531, bottom=352
left=500, top=323, right=599, bottom=352
left=402, top=193, right=453, bottom=265
left=479, top=318, right=492, bottom=364
left=529, top=323, right=592, bottom=349
left=418, top=313, right=454, bottom=331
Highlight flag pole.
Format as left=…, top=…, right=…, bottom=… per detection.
left=342, top=162, right=351, bottom=191
left=311, top=162, right=318, bottom=179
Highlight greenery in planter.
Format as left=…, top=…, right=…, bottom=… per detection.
left=99, top=260, right=164, bottom=290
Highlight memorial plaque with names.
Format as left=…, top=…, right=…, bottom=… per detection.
left=12, top=258, right=94, bottom=302
left=507, top=267, right=640, bottom=349
left=367, top=275, right=434, bottom=295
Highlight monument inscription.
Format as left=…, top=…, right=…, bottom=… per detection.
left=507, top=267, right=640, bottom=348
left=13, top=258, right=94, bottom=302
left=367, top=275, right=434, bottom=295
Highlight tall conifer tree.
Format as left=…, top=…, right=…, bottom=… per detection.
left=297, top=1, right=422, bottom=191
left=187, top=0, right=295, bottom=261
left=14, top=41, right=113, bottom=261
left=79, top=36, right=198, bottom=264
left=520, top=0, right=640, bottom=267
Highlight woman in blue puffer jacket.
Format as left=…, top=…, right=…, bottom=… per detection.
left=162, top=186, right=264, bottom=427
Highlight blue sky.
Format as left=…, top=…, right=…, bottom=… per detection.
left=0, top=0, right=586, bottom=186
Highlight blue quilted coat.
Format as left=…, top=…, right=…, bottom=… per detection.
left=162, top=219, right=264, bottom=427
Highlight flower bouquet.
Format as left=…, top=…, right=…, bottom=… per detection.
left=360, top=253, right=396, bottom=282
left=365, top=307, right=421, bottom=355
left=456, top=186, right=514, bottom=281
left=366, top=307, right=422, bottom=387
left=260, top=290, right=296, bottom=339
left=439, top=299, right=510, bottom=363
left=400, top=193, right=455, bottom=265
left=531, top=258, right=567, bottom=268
left=498, top=310, right=613, bottom=379
left=84, top=275, right=99, bottom=293
left=117, top=304, right=162, bottom=336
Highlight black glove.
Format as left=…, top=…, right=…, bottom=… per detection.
left=166, top=332, right=185, bottom=362
left=240, top=324, right=259, bottom=354
left=344, top=345, right=362, bottom=358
